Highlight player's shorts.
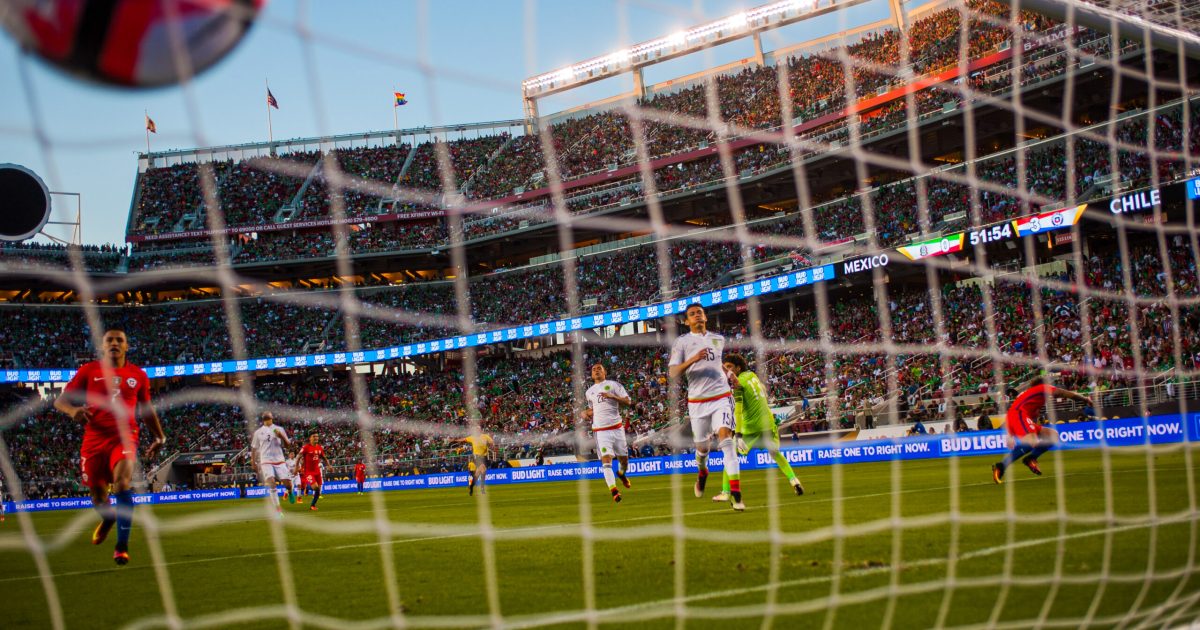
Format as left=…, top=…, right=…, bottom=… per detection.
left=1005, top=409, right=1042, bottom=439
left=80, top=432, right=137, bottom=490
left=687, top=395, right=735, bottom=443
left=741, top=426, right=781, bottom=453
left=258, top=462, right=289, bottom=483
left=472, top=454, right=488, bottom=470
left=594, top=426, right=628, bottom=458
left=304, top=471, right=323, bottom=487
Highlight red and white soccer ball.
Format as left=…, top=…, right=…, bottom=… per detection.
left=0, top=0, right=265, bottom=88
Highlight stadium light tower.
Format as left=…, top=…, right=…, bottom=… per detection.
left=0, top=164, right=83, bottom=246
left=521, top=0, right=891, bottom=126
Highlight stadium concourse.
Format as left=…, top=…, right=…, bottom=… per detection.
left=2, top=0, right=1200, bottom=503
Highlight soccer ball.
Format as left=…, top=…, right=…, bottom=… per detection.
left=0, top=0, right=265, bottom=88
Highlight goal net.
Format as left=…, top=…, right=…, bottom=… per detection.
left=2, top=0, right=1200, bottom=627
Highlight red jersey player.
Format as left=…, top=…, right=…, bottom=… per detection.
left=992, top=375, right=1092, bottom=483
left=54, top=328, right=165, bottom=565
left=300, top=434, right=328, bottom=510
left=354, top=462, right=367, bottom=494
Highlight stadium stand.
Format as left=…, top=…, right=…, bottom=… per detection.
left=5, top=0, right=1199, bottom=501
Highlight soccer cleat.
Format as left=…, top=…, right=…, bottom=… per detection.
left=1024, top=457, right=1043, bottom=476
left=617, top=471, right=631, bottom=489
left=711, top=492, right=730, bottom=503
left=992, top=463, right=1004, bottom=484
left=730, top=491, right=745, bottom=512
left=791, top=478, right=805, bottom=496
left=113, top=550, right=130, bottom=566
left=612, top=488, right=622, bottom=503
left=92, top=519, right=115, bottom=545
left=309, top=505, right=319, bottom=511
left=287, top=491, right=297, bottom=505
left=694, top=473, right=708, bottom=498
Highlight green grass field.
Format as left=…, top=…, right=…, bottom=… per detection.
left=3, top=448, right=1200, bottom=629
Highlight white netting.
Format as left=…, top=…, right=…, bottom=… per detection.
left=3, top=0, right=1200, bottom=627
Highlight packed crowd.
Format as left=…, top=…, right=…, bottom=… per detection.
left=5, top=231, right=1198, bottom=493
left=0, top=297, right=340, bottom=368
left=1, top=243, right=125, bottom=273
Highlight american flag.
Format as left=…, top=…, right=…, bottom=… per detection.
left=267, top=88, right=279, bottom=109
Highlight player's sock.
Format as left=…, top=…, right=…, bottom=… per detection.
left=772, top=450, right=798, bottom=482
left=310, top=487, right=321, bottom=508
left=1025, top=444, right=1052, bottom=462
left=695, top=452, right=708, bottom=474
left=601, top=462, right=617, bottom=490
left=720, top=437, right=741, bottom=482
left=114, top=490, right=134, bottom=553
left=269, top=487, right=280, bottom=508
left=720, top=438, right=742, bottom=506
left=999, top=443, right=1033, bottom=470
left=94, top=502, right=116, bottom=525
left=722, top=470, right=731, bottom=494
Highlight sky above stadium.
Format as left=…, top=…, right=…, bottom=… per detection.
left=1, top=0, right=899, bottom=247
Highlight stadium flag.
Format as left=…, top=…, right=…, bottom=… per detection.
left=1010, top=204, right=1087, bottom=237
left=144, top=110, right=156, bottom=155
left=896, top=233, right=966, bottom=261
left=788, top=251, right=812, bottom=266
left=265, top=80, right=278, bottom=144
left=394, top=92, right=407, bottom=106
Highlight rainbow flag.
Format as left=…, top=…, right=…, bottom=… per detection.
left=394, top=92, right=407, bottom=106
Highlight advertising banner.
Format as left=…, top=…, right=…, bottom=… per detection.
left=6, top=414, right=1193, bottom=513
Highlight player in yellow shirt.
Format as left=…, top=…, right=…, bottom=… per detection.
left=460, top=432, right=495, bottom=496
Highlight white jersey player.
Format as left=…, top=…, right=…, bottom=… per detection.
left=584, top=363, right=632, bottom=503
left=285, top=455, right=301, bottom=489
left=668, top=303, right=743, bottom=510
left=250, top=412, right=296, bottom=515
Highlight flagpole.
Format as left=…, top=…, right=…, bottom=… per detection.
left=393, top=96, right=398, bottom=132
left=145, top=110, right=151, bottom=156
left=266, top=78, right=274, bottom=145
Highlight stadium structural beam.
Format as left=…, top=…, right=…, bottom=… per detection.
left=887, top=0, right=908, bottom=35
left=1009, top=0, right=1200, bottom=60
left=521, top=0, right=874, bottom=102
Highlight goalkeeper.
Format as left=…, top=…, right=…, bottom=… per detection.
left=713, top=353, right=804, bottom=502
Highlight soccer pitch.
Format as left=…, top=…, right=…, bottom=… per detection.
left=3, top=448, right=1199, bottom=629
